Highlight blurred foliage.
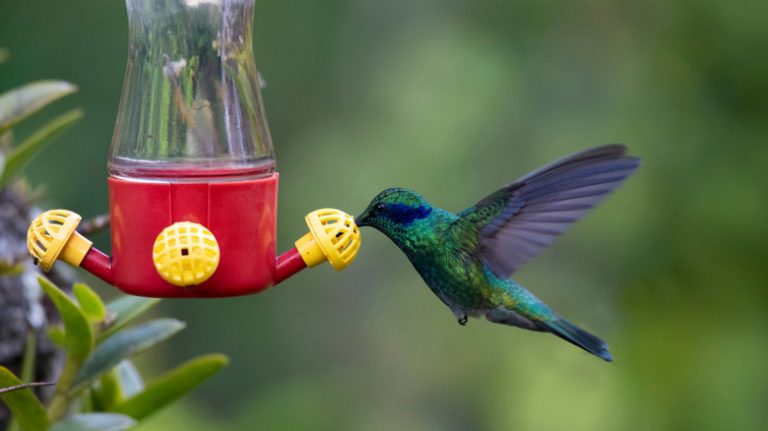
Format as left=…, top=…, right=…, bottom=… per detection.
left=1, top=278, right=227, bottom=430
left=2, top=0, right=768, bottom=430
left=0, top=68, right=82, bottom=431
left=0, top=81, right=80, bottom=188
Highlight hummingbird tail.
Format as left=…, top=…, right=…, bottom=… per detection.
left=541, top=317, right=614, bottom=362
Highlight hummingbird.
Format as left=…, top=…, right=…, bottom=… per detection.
left=356, top=145, right=640, bottom=362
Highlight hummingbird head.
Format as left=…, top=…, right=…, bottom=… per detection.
left=356, top=188, right=433, bottom=236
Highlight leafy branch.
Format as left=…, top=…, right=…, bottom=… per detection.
left=1, top=278, right=228, bottom=431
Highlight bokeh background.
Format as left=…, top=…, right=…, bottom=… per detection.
left=2, top=0, right=767, bottom=429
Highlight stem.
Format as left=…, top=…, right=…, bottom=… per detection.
left=0, top=382, right=53, bottom=395
left=20, top=331, right=36, bottom=383
left=7, top=331, right=39, bottom=431
left=46, top=355, right=82, bottom=422
left=77, top=214, right=110, bottom=235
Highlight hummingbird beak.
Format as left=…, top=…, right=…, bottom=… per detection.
left=355, top=210, right=370, bottom=227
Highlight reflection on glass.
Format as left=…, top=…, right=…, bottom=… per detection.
left=110, top=0, right=274, bottom=180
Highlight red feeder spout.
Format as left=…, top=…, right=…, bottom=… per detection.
left=81, top=245, right=309, bottom=291
left=274, top=248, right=308, bottom=285
left=81, top=248, right=114, bottom=286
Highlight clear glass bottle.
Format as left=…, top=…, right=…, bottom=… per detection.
left=109, top=0, right=274, bottom=181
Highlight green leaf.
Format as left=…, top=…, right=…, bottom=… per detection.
left=73, top=283, right=107, bottom=322
left=0, top=80, right=77, bottom=133
left=47, top=326, right=67, bottom=348
left=115, top=361, right=144, bottom=398
left=50, top=413, right=136, bottom=431
left=92, top=370, right=122, bottom=411
left=112, top=354, right=228, bottom=421
left=0, top=108, right=82, bottom=187
left=101, top=296, right=161, bottom=341
left=73, top=319, right=185, bottom=391
left=0, top=367, right=48, bottom=431
left=38, top=276, right=94, bottom=360
left=90, top=361, right=142, bottom=411
left=0, top=48, right=9, bottom=64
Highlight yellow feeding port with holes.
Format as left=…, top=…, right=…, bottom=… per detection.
left=152, top=221, right=220, bottom=286
left=295, top=209, right=360, bottom=271
left=27, top=209, right=92, bottom=272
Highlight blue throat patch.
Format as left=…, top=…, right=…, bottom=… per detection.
left=387, top=203, right=432, bottom=225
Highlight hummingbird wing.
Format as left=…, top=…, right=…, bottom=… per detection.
left=457, top=144, right=640, bottom=279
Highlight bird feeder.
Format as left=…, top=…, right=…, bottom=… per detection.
left=26, top=0, right=361, bottom=297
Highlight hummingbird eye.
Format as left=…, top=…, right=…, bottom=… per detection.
left=373, top=203, right=386, bottom=214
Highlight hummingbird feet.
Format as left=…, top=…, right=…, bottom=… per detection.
left=457, top=314, right=468, bottom=326
left=451, top=309, right=469, bottom=326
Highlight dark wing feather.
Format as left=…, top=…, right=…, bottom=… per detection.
left=458, top=144, right=640, bottom=278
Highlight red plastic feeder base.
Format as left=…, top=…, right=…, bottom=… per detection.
left=101, top=173, right=279, bottom=298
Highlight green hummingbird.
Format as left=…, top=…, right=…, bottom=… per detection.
left=356, top=145, right=640, bottom=362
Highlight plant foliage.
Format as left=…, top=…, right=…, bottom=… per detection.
left=1, top=278, right=227, bottom=430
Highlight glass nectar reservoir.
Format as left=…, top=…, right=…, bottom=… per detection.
left=110, top=0, right=274, bottom=180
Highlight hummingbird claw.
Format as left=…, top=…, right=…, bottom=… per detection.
left=458, top=314, right=468, bottom=326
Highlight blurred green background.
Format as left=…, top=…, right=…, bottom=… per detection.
left=2, top=0, right=768, bottom=429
